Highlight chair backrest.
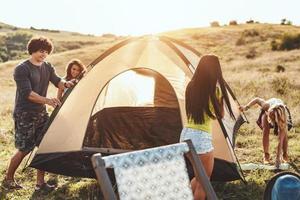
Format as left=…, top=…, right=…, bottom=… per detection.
left=92, top=141, right=218, bottom=200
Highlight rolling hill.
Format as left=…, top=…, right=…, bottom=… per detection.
left=0, top=22, right=299, bottom=199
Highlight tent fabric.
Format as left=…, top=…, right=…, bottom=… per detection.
left=84, top=107, right=182, bottom=150
left=29, top=36, right=245, bottom=182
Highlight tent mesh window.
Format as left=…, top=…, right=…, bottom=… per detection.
left=83, top=69, right=182, bottom=150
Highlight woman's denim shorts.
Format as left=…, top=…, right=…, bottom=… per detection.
left=180, top=127, right=214, bottom=154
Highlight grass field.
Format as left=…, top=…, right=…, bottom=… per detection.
left=0, top=23, right=299, bottom=199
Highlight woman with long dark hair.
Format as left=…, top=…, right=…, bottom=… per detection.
left=180, top=54, right=234, bottom=200
left=57, top=59, right=86, bottom=100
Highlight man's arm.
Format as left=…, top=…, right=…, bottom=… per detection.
left=28, top=91, right=61, bottom=108
left=57, top=80, right=75, bottom=90
left=48, top=63, right=74, bottom=90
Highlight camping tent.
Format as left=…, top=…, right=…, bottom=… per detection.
left=29, top=36, right=245, bottom=182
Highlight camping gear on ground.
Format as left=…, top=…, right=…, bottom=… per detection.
left=29, top=36, right=245, bottom=182
left=263, top=171, right=300, bottom=200
left=240, top=163, right=290, bottom=171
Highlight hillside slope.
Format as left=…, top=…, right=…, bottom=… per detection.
left=0, top=23, right=299, bottom=199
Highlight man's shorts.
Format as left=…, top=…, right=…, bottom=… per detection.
left=14, top=110, right=49, bottom=152
left=180, top=127, right=214, bottom=154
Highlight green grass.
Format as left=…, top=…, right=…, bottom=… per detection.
left=0, top=23, right=300, bottom=199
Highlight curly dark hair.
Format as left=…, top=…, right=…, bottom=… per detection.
left=27, top=36, right=53, bottom=55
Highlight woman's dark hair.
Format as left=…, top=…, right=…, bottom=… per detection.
left=27, top=36, right=53, bottom=55
left=65, top=59, right=86, bottom=80
left=186, top=54, right=235, bottom=123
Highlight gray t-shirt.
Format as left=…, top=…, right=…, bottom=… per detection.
left=13, top=60, right=61, bottom=114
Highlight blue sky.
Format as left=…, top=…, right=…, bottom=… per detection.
left=0, top=0, right=299, bottom=36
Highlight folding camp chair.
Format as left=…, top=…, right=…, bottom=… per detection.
left=91, top=140, right=218, bottom=200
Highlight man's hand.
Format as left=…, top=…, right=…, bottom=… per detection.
left=45, top=97, right=61, bottom=108
left=64, top=79, right=77, bottom=88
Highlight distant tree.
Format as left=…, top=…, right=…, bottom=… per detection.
left=281, top=18, right=292, bottom=25
left=229, top=20, right=238, bottom=25
left=280, top=18, right=287, bottom=25
left=246, top=19, right=254, bottom=24
left=286, top=20, right=293, bottom=25
left=210, top=21, right=220, bottom=27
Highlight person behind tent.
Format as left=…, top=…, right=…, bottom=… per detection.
left=1, top=36, right=74, bottom=191
left=180, top=54, right=235, bottom=200
left=57, top=59, right=86, bottom=100
left=240, top=97, right=292, bottom=168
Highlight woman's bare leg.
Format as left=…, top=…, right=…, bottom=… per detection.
left=282, top=133, right=288, bottom=162
left=191, top=151, right=214, bottom=200
left=262, top=114, right=271, bottom=163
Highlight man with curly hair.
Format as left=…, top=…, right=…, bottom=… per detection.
left=2, top=36, right=74, bottom=191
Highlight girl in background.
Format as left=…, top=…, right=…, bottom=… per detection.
left=240, top=97, right=292, bottom=168
left=57, top=59, right=86, bottom=100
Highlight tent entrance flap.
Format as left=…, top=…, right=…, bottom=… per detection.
left=83, top=107, right=182, bottom=150
left=83, top=68, right=183, bottom=150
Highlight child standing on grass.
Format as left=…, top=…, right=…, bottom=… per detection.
left=57, top=59, right=86, bottom=100
left=240, top=97, right=292, bottom=168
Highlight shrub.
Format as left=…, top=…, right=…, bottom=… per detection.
left=246, top=19, right=254, bottom=24
left=271, top=40, right=279, bottom=50
left=236, top=37, right=245, bottom=46
left=0, top=32, right=32, bottom=62
left=276, top=65, right=285, bottom=72
left=279, top=33, right=300, bottom=50
left=245, top=48, right=256, bottom=59
left=0, top=47, right=9, bottom=62
left=279, top=34, right=300, bottom=50
left=102, top=33, right=116, bottom=38
left=30, top=26, right=60, bottom=33
left=210, top=21, right=220, bottom=27
left=229, top=20, right=238, bottom=25
left=271, top=76, right=291, bottom=95
left=236, top=29, right=259, bottom=46
left=271, top=33, right=300, bottom=51
left=243, top=29, right=259, bottom=37
left=5, top=32, right=32, bottom=51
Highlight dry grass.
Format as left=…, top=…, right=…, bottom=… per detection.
left=0, top=23, right=299, bottom=199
